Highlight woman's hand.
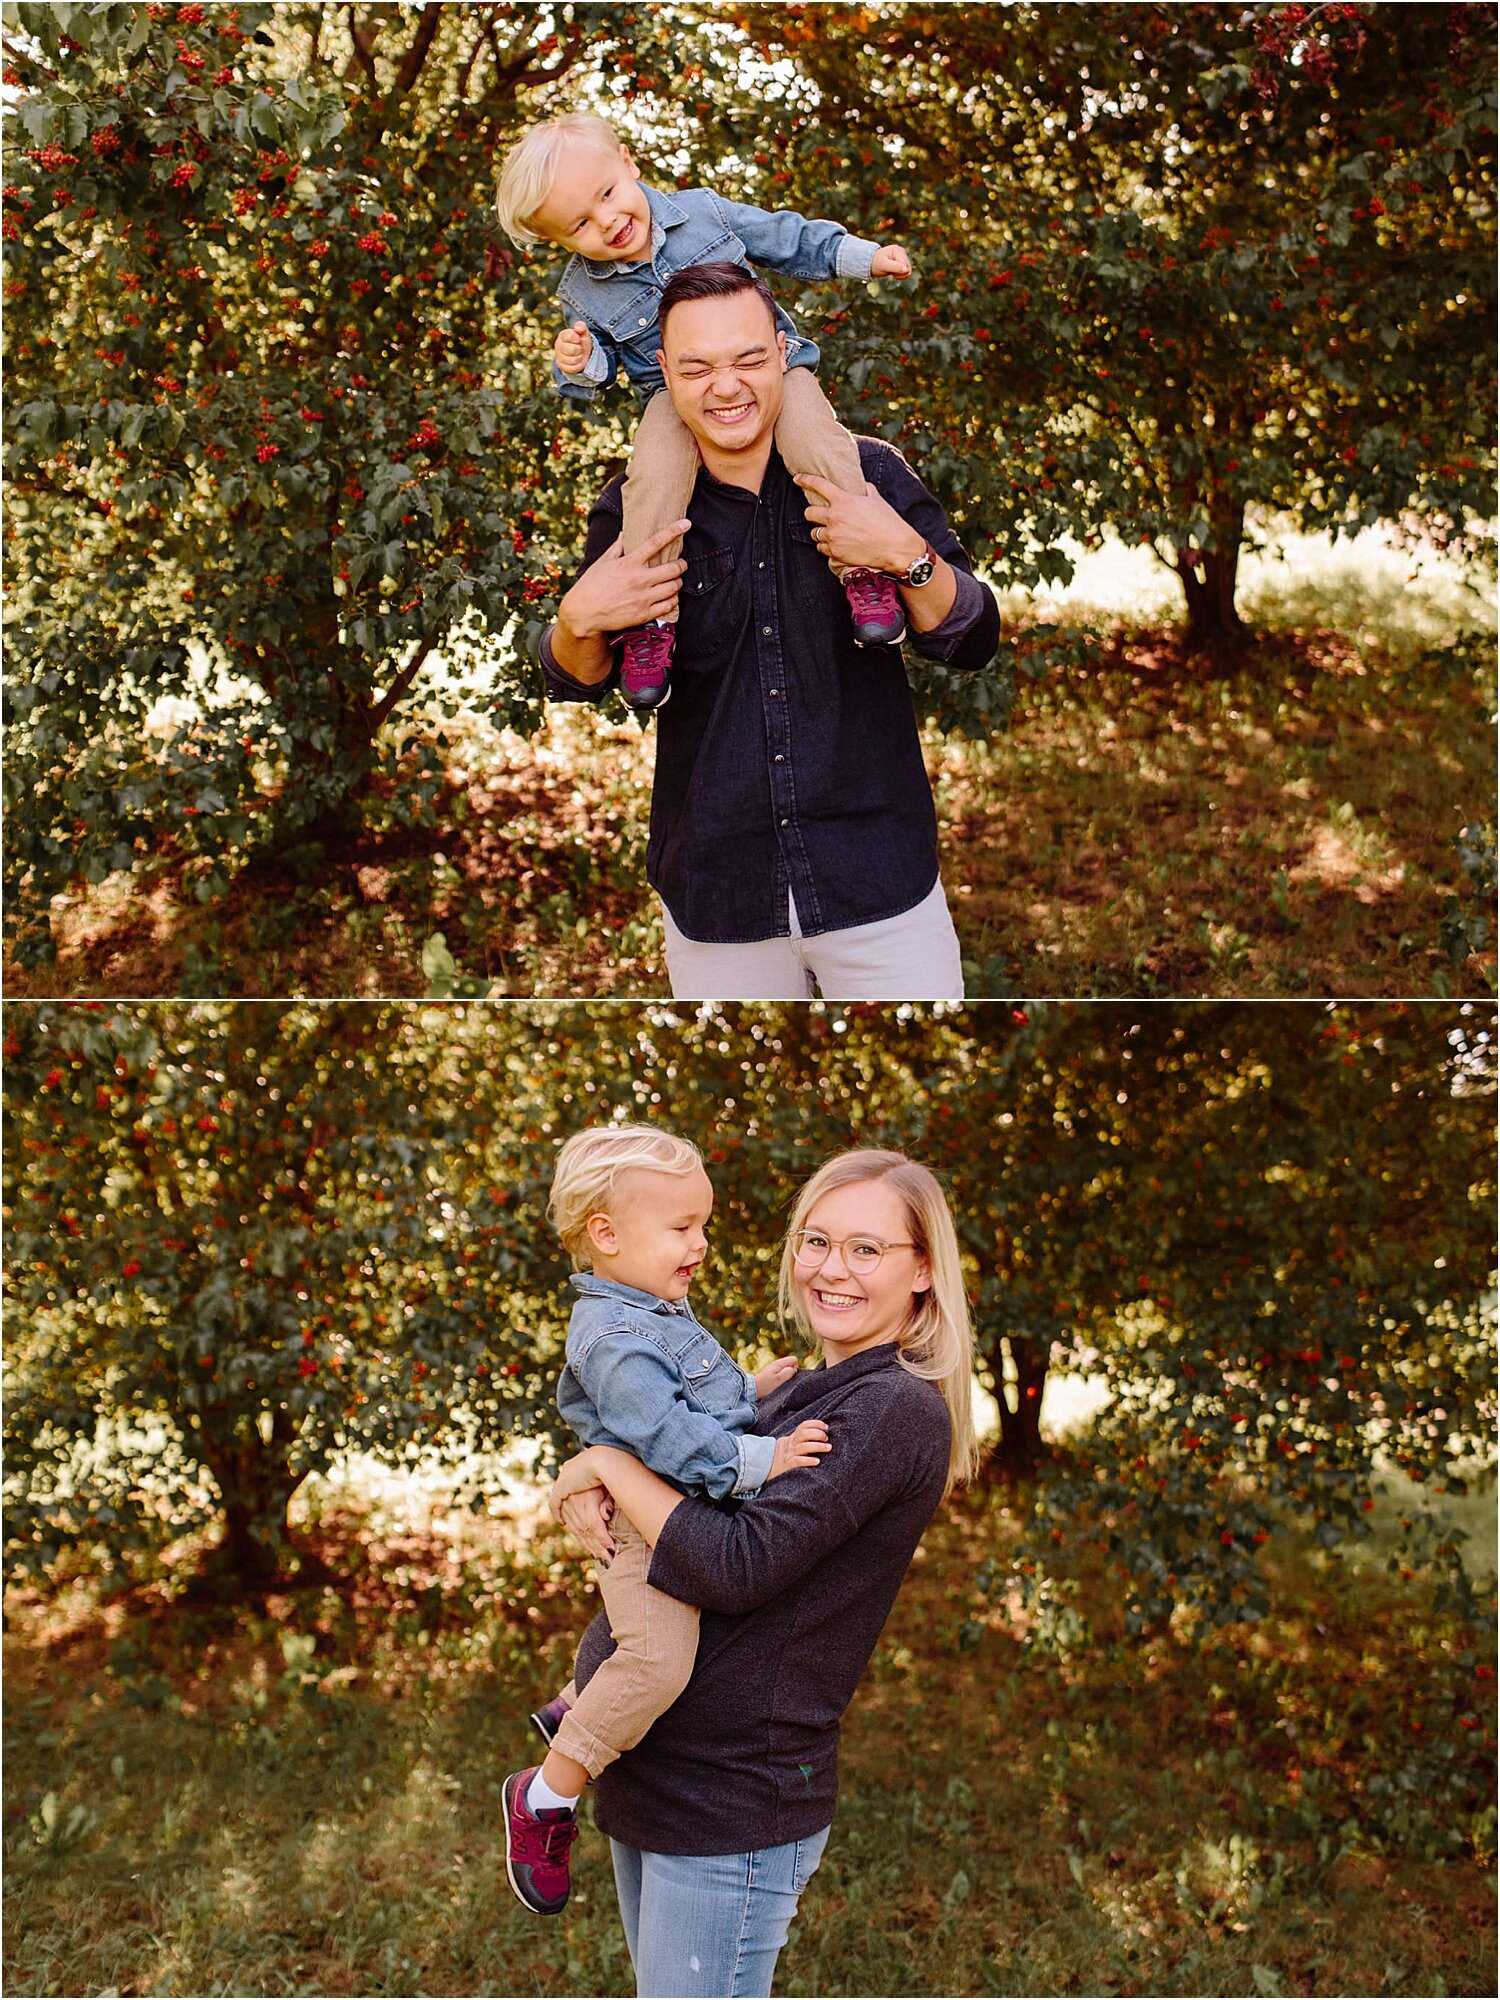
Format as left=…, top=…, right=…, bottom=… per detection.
left=549, top=1447, right=606, bottom=1522
left=560, top=1486, right=618, bottom=1565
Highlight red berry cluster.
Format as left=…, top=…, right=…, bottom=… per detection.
left=407, top=419, right=441, bottom=452
left=28, top=145, right=80, bottom=173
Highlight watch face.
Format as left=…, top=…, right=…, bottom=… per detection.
left=906, top=553, right=936, bottom=586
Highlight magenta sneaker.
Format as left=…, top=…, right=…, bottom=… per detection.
left=503, top=1766, right=579, bottom=1916
left=529, top=1693, right=572, bottom=1748
left=843, top=568, right=907, bottom=648
left=620, top=621, right=674, bottom=710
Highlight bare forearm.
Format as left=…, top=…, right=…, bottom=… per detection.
left=586, top=1446, right=685, bottom=1547
left=898, top=552, right=958, bottom=633
left=549, top=607, right=615, bottom=687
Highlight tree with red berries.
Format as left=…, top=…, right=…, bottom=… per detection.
left=713, top=2, right=1497, bottom=651
left=2, top=1, right=702, bottom=965
left=7, top=1001, right=1493, bottom=1629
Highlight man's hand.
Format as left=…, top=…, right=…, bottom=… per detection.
left=794, top=473, right=927, bottom=576
left=559, top=1486, right=617, bottom=1564
left=554, top=320, right=595, bottom=374
left=766, top=1418, right=831, bottom=1481
left=755, top=1355, right=801, bottom=1399
left=556, top=520, right=692, bottom=643
left=869, top=244, right=912, bottom=279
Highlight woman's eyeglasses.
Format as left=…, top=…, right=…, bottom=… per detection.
left=790, top=1230, right=916, bottom=1274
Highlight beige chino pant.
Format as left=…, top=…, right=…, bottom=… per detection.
left=550, top=1509, right=700, bottom=1779
left=620, top=369, right=867, bottom=588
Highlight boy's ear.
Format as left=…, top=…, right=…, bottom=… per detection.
left=586, top=1210, right=619, bottom=1257
left=620, top=146, right=643, bottom=182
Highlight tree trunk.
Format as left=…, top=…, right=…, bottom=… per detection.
left=192, top=1405, right=311, bottom=1593
left=1177, top=499, right=1248, bottom=659
left=985, top=1336, right=1048, bottom=1480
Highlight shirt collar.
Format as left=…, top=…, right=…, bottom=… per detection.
left=569, top=1271, right=686, bottom=1314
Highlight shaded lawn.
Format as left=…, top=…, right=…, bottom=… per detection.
left=4, top=1501, right=1494, bottom=1999
left=8, top=623, right=1493, bottom=1002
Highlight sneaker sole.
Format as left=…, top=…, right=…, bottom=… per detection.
left=529, top=1706, right=562, bottom=1748
left=502, top=1772, right=569, bottom=1917
left=853, top=629, right=907, bottom=649
left=620, top=685, right=671, bottom=711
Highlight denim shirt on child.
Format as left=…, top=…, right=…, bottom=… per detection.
left=552, top=182, right=879, bottom=406
left=557, top=1271, right=777, bottom=1502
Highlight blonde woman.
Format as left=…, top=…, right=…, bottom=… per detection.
left=544, top=1148, right=978, bottom=1999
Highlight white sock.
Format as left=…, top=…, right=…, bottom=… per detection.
left=527, top=1769, right=580, bottom=1815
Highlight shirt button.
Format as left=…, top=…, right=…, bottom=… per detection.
left=762, top=625, right=772, bottom=635
left=780, top=818, right=789, bottom=827
left=638, top=317, right=649, bottom=326
left=757, top=561, right=766, bottom=569
left=769, top=688, right=780, bottom=697
left=774, top=754, right=785, bottom=763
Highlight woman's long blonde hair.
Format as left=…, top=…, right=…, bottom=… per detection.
left=776, top=1150, right=979, bottom=1500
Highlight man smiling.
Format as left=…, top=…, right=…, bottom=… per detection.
left=538, top=263, right=1000, bottom=1001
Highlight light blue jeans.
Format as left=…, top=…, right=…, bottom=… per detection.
left=609, top=1826, right=832, bottom=1998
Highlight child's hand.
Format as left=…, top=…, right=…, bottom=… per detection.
left=870, top=244, right=912, bottom=279
left=755, top=1355, right=801, bottom=1399
left=554, top=320, right=596, bottom=374
left=767, top=1419, right=831, bottom=1481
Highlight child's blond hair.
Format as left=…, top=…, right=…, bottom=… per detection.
left=549, top=1124, right=704, bottom=1267
left=495, top=112, right=625, bottom=249
left=776, top=1150, right=980, bottom=1501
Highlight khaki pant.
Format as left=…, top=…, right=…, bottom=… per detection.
left=620, top=370, right=866, bottom=592
left=551, top=1510, right=700, bottom=1779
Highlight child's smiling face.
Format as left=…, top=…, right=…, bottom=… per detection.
left=530, top=140, right=652, bottom=262
left=587, top=1165, right=713, bottom=1302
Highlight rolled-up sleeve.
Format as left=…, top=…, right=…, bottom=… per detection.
left=536, top=479, right=626, bottom=701
left=867, top=444, right=1000, bottom=673
left=539, top=623, right=617, bottom=703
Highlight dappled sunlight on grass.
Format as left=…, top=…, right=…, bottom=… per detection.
left=4, top=1491, right=1494, bottom=1998
left=7, top=525, right=1493, bottom=1000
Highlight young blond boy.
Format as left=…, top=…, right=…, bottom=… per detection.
left=495, top=113, right=913, bottom=709
left=502, top=1126, right=829, bottom=1917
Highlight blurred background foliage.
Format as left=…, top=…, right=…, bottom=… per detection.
left=3, top=1, right=1494, bottom=968
left=5, top=999, right=1493, bottom=1634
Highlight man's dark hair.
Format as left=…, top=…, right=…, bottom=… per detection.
left=659, top=261, right=778, bottom=342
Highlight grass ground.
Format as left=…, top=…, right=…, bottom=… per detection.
left=6, top=528, right=1494, bottom=1000
left=4, top=1490, right=1494, bottom=1999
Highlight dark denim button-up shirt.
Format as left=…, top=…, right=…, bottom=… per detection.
left=539, top=439, right=1001, bottom=944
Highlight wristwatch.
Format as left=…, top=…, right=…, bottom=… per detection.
left=893, top=542, right=938, bottom=588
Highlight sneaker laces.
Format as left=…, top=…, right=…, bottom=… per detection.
left=621, top=622, right=673, bottom=692
left=843, top=568, right=896, bottom=617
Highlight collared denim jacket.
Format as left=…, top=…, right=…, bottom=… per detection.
left=552, top=182, right=879, bottom=406
left=557, top=1271, right=776, bottom=1501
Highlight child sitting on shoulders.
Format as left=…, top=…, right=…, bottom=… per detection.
left=502, top=1124, right=829, bottom=1918
left=495, top=112, right=912, bottom=711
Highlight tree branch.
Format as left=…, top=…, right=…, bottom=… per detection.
left=343, top=4, right=380, bottom=89
left=370, top=628, right=441, bottom=732
left=393, top=5, right=444, bottom=97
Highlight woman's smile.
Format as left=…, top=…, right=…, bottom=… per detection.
left=795, top=1181, right=930, bottom=1359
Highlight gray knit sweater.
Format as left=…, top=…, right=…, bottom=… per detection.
left=573, top=1341, right=951, bottom=1855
